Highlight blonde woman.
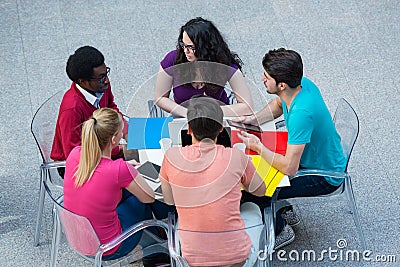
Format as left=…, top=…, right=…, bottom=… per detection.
left=63, top=108, right=167, bottom=263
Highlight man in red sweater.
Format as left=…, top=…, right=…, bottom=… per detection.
left=51, top=46, right=129, bottom=176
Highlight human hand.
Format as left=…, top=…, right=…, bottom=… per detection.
left=237, top=130, right=263, bottom=154
left=230, top=114, right=259, bottom=126
left=126, top=159, right=141, bottom=166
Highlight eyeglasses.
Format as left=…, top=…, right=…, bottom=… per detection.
left=88, top=67, right=110, bottom=84
left=179, top=41, right=195, bottom=52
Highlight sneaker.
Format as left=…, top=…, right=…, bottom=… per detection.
left=280, top=208, right=301, bottom=226
left=274, top=224, right=295, bottom=250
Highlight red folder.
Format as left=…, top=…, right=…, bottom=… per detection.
left=231, top=129, right=288, bottom=155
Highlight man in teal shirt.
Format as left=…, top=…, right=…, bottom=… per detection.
left=238, top=48, right=346, bottom=249
left=281, top=77, right=346, bottom=186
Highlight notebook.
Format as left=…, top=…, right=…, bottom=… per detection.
left=136, top=161, right=160, bottom=183
left=127, top=117, right=173, bottom=149
left=249, top=155, right=286, bottom=197
left=136, top=161, right=163, bottom=198
left=231, top=129, right=288, bottom=155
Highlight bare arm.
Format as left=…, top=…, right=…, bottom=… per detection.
left=255, top=97, right=283, bottom=124
left=239, top=154, right=266, bottom=197
left=232, top=97, right=283, bottom=126
left=125, top=173, right=155, bottom=203
left=160, top=177, right=174, bottom=205
left=258, top=143, right=304, bottom=176
left=154, top=66, right=187, bottom=117
left=242, top=172, right=266, bottom=197
left=221, top=70, right=254, bottom=116
left=238, top=131, right=304, bottom=176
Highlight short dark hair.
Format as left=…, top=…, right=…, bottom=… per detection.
left=187, top=96, right=223, bottom=141
left=66, top=46, right=105, bottom=83
left=262, top=48, right=303, bottom=88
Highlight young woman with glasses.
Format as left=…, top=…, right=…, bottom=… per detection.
left=155, top=17, right=254, bottom=118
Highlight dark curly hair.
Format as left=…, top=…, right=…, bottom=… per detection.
left=175, top=17, right=242, bottom=70
left=66, top=46, right=105, bottom=84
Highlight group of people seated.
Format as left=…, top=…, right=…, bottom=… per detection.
left=50, top=17, right=346, bottom=267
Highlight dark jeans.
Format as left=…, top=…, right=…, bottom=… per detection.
left=241, top=175, right=340, bottom=235
left=150, top=199, right=176, bottom=220
left=103, top=194, right=153, bottom=260
left=120, top=189, right=176, bottom=219
left=102, top=191, right=175, bottom=261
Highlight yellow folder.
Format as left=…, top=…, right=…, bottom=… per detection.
left=249, top=155, right=285, bottom=197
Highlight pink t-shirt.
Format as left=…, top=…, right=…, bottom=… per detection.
left=160, top=142, right=259, bottom=266
left=64, top=146, right=138, bottom=255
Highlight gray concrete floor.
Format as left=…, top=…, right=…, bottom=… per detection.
left=0, top=0, right=399, bottom=266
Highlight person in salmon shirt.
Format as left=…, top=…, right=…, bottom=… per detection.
left=160, top=96, right=266, bottom=266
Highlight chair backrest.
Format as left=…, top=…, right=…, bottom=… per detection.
left=226, top=89, right=238, bottom=104
left=31, top=90, right=65, bottom=163
left=147, top=99, right=169, bottom=118
left=56, top=204, right=101, bottom=256
left=45, top=181, right=101, bottom=256
left=333, top=98, right=359, bottom=171
left=168, top=213, right=266, bottom=267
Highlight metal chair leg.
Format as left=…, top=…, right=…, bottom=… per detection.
left=50, top=205, right=61, bottom=267
left=34, top=167, right=47, bottom=246
left=264, top=205, right=275, bottom=267
left=345, top=176, right=366, bottom=250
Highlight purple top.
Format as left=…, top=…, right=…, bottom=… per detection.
left=160, top=50, right=239, bottom=105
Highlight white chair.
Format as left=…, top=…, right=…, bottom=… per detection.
left=167, top=210, right=273, bottom=267
left=266, top=98, right=366, bottom=253
left=147, top=99, right=169, bottom=118
left=31, top=90, right=66, bottom=246
left=43, top=181, right=169, bottom=267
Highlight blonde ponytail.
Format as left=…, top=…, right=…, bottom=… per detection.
left=74, top=108, right=122, bottom=187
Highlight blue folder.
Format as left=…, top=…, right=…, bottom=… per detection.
left=127, top=117, right=173, bottom=149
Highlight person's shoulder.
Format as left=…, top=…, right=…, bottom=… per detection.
left=60, top=84, right=85, bottom=109
left=219, top=145, right=242, bottom=159
left=67, top=146, right=81, bottom=161
left=109, top=158, right=126, bottom=167
left=100, top=158, right=130, bottom=173
left=160, top=50, right=178, bottom=68
left=230, top=63, right=239, bottom=70
left=164, top=146, right=194, bottom=165
left=61, top=83, right=77, bottom=100
left=220, top=145, right=250, bottom=169
left=300, top=77, right=324, bottom=103
left=71, top=146, right=81, bottom=153
left=64, top=82, right=81, bottom=97
left=165, top=146, right=181, bottom=157
left=164, top=50, right=178, bottom=59
left=301, top=77, right=319, bottom=91
left=228, top=146, right=247, bottom=159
